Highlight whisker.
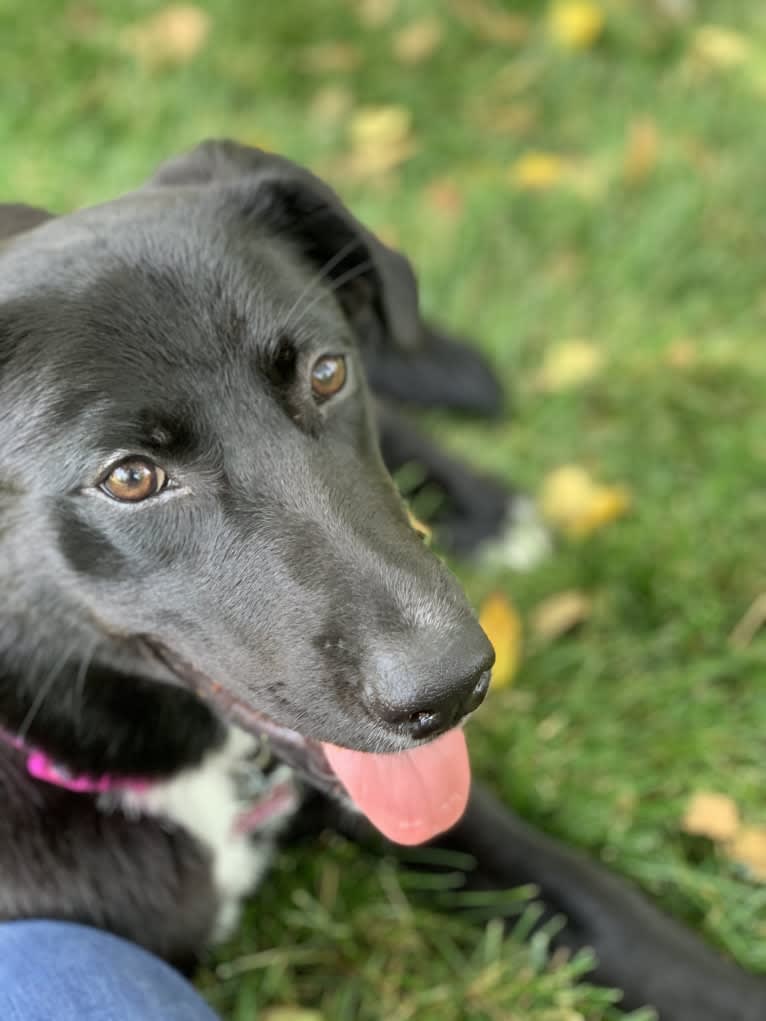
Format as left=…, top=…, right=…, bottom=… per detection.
left=288, top=257, right=374, bottom=334
left=18, top=642, right=81, bottom=740
left=282, top=236, right=366, bottom=332
left=71, top=640, right=99, bottom=737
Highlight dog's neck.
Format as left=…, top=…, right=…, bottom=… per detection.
left=0, top=724, right=152, bottom=793
left=0, top=634, right=226, bottom=779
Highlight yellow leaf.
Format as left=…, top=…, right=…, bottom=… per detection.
left=344, top=139, right=417, bottom=179
left=726, top=826, right=766, bottom=882
left=121, top=5, right=211, bottom=67
left=350, top=105, right=411, bottom=147
left=623, top=117, right=660, bottom=186
left=309, top=85, right=353, bottom=125
left=531, top=591, right=592, bottom=642
left=510, top=151, right=566, bottom=190
left=344, top=105, right=416, bottom=179
left=692, top=25, right=750, bottom=69
left=261, top=1011, right=325, bottom=1021
left=681, top=792, right=740, bottom=842
left=478, top=592, right=522, bottom=690
left=654, top=0, right=694, bottom=21
left=548, top=1, right=604, bottom=50
left=536, top=339, right=604, bottom=391
left=581, top=486, right=632, bottom=535
left=406, top=507, right=432, bottom=543
left=356, top=0, right=398, bottom=28
left=540, top=465, right=631, bottom=538
left=393, top=17, right=443, bottom=65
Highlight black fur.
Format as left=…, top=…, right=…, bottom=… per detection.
left=1, top=140, right=763, bottom=1020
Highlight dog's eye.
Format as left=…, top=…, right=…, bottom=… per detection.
left=310, top=354, right=347, bottom=401
left=100, top=458, right=167, bottom=503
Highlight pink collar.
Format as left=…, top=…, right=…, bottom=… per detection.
left=0, top=726, right=299, bottom=835
left=0, top=728, right=152, bottom=794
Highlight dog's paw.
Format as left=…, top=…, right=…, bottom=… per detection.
left=477, top=496, right=553, bottom=571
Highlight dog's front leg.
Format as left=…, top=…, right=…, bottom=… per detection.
left=295, top=783, right=766, bottom=1021
left=375, top=405, right=550, bottom=568
left=435, top=783, right=766, bottom=1021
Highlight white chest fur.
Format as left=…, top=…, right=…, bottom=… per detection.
left=116, top=727, right=300, bottom=941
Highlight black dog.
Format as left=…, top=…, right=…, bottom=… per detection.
left=0, top=140, right=763, bottom=1019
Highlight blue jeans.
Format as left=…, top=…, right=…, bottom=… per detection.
left=0, top=921, right=221, bottom=1020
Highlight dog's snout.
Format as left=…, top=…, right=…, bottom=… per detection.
left=370, top=627, right=495, bottom=739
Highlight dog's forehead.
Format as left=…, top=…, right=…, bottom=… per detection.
left=0, top=189, right=354, bottom=468
left=6, top=189, right=309, bottom=307
left=2, top=188, right=347, bottom=372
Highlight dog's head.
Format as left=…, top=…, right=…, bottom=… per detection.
left=0, top=141, right=493, bottom=841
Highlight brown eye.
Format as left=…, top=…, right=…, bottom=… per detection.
left=100, top=459, right=167, bottom=503
left=310, top=354, right=347, bottom=401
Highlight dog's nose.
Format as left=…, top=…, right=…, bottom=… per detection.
left=369, top=627, right=495, bottom=739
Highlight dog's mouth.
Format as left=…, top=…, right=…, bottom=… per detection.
left=150, top=642, right=471, bottom=846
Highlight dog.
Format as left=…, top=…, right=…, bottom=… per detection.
left=0, top=140, right=763, bottom=1020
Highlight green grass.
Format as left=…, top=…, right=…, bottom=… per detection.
left=3, top=0, right=766, bottom=1017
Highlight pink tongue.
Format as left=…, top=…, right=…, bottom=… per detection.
left=321, top=729, right=470, bottom=846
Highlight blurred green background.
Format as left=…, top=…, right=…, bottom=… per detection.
left=4, top=1, right=766, bottom=1018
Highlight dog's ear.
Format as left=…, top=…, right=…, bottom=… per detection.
left=146, top=139, right=421, bottom=350
left=0, top=204, right=54, bottom=242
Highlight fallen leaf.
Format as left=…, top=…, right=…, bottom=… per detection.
left=548, top=1, right=605, bottom=50
left=424, top=177, right=463, bottom=218
left=664, top=338, right=698, bottom=369
left=540, top=465, right=632, bottom=538
left=729, top=593, right=766, bottom=649
left=349, top=104, right=411, bottom=148
left=579, top=487, right=632, bottom=535
left=344, top=105, right=416, bottom=179
left=531, top=591, right=592, bottom=642
left=342, top=139, right=416, bottom=179
left=301, top=42, right=362, bottom=73
left=510, top=151, right=566, bottom=190
left=623, top=117, right=660, bottom=186
left=478, top=592, right=522, bottom=690
left=393, top=17, right=443, bottom=64
left=309, top=85, right=353, bottom=125
left=536, top=339, right=604, bottom=391
left=682, top=792, right=740, bottom=842
left=406, top=507, right=432, bottom=542
left=449, top=0, right=529, bottom=45
left=652, top=0, right=695, bottom=22
left=565, top=156, right=612, bottom=201
left=726, top=826, right=766, bottom=882
left=121, top=4, right=211, bottom=66
left=356, top=0, right=397, bottom=28
left=692, top=25, right=750, bottom=69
